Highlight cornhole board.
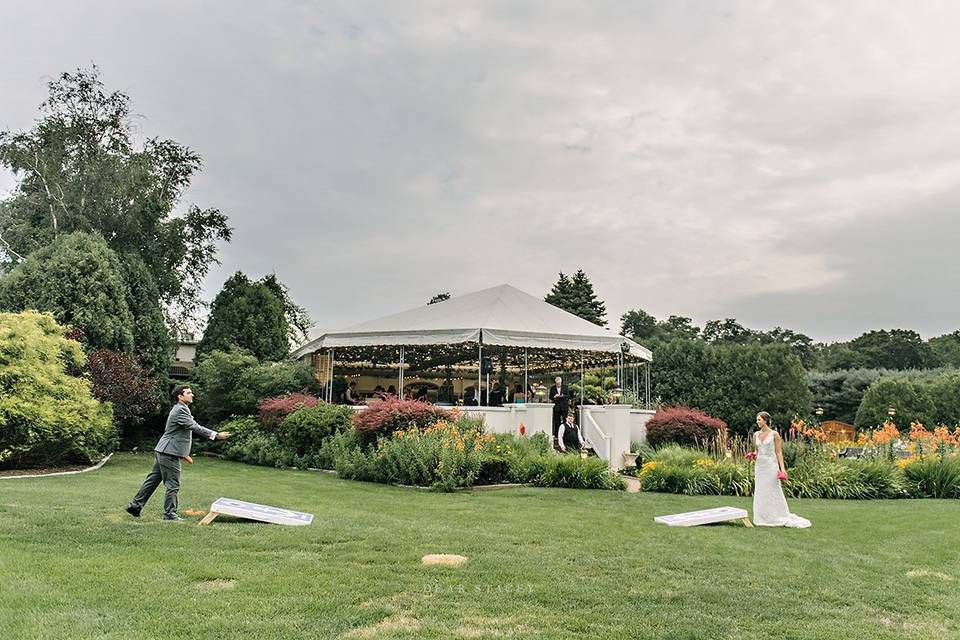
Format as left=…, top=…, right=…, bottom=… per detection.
left=198, top=497, right=313, bottom=526
left=654, top=506, right=752, bottom=528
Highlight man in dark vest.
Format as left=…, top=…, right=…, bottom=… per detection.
left=125, top=386, right=230, bottom=521
left=548, top=376, right=569, bottom=448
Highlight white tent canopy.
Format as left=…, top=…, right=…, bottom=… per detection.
left=292, top=284, right=651, bottom=361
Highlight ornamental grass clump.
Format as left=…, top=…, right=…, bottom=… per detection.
left=902, top=458, right=960, bottom=498
left=636, top=456, right=752, bottom=496
left=536, top=455, right=625, bottom=491
left=784, top=458, right=908, bottom=500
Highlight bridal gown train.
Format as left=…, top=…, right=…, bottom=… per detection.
left=752, top=431, right=811, bottom=528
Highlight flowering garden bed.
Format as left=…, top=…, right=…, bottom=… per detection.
left=629, top=420, right=960, bottom=499
left=210, top=395, right=624, bottom=492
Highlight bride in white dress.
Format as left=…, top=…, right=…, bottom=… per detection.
left=751, top=412, right=811, bottom=528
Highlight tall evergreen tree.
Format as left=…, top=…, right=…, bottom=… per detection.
left=119, top=255, right=171, bottom=374
left=197, top=272, right=298, bottom=362
left=545, top=270, right=606, bottom=326
left=260, top=274, right=312, bottom=346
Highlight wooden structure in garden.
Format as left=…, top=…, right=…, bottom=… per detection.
left=820, top=420, right=855, bottom=443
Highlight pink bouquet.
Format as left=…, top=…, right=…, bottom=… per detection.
left=745, top=452, right=757, bottom=461
left=777, top=470, right=788, bottom=481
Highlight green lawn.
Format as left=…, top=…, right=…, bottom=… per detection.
left=1, top=454, right=958, bottom=640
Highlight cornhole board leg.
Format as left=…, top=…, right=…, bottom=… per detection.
left=199, top=511, right=220, bottom=525
left=742, top=518, right=753, bottom=528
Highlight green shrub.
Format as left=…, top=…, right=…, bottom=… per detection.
left=215, top=416, right=260, bottom=450
left=0, top=232, right=134, bottom=353
left=333, top=444, right=383, bottom=483
left=928, top=372, right=960, bottom=427
left=0, top=311, right=115, bottom=469
left=225, top=431, right=294, bottom=469
left=536, top=455, right=625, bottom=490
left=220, top=416, right=287, bottom=467
left=855, top=377, right=936, bottom=430
left=630, top=441, right=655, bottom=464
left=903, top=458, right=960, bottom=498
left=477, top=432, right=549, bottom=485
left=807, top=368, right=886, bottom=424
left=649, top=339, right=811, bottom=434
left=780, top=440, right=819, bottom=468
left=702, top=459, right=753, bottom=496
left=312, top=430, right=359, bottom=471
left=637, top=461, right=708, bottom=495
left=190, top=349, right=320, bottom=424
left=277, top=404, right=353, bottom=456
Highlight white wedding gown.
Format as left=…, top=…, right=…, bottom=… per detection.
left=752, top=431, right=811, bottom=528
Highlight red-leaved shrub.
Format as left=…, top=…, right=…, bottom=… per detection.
left=84, top=349, right=163, bottom=438
left=646, top=406, right=728, bottom=448
left=351, top=396, right=451, bottom=443
left=257, top=393, right=321, bottom=429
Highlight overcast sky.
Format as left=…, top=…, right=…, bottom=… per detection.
left=2, top=1, right=959, bottom=343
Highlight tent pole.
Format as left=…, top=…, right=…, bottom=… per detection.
left=399, top=346, right=404, bottom=398
left=580, top=352, right=585, bottom=425
left=645, top=361, right=651, bottom=410
left=329, top=348, right=335, bottom=403
left=477, top=343, right=483, bottom=406
left=524, top=348, right=528, bottom=404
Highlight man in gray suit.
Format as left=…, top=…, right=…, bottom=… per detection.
left=126, top=386, right=230, bottom=521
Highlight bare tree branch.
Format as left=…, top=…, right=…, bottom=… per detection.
left=30, top=151, right=60, bottom=237
left=0, top=230, right=26, bottom=262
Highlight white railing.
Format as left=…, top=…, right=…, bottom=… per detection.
left=581, top=409, right=611, bottom=464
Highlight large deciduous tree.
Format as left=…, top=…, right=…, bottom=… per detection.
left=847, top=329, right=938, bottom=370
left=620, top=309, right=658, bottom=341
left=0, top=66, right=231, bottom=332
left=929, top=331, right=960, bottom=368
left=650, top=340, right=812, bottom=433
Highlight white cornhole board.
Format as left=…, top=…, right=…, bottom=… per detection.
left=199, top=497, right=313, bottom=526
left=654, top=506, right=751, bottom=527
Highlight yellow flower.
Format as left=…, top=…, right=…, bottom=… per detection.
left=896, top=456, right=918, bottom=469
left=693, top=458, right=714, bottom=468
left=638, top=461, right=658, bottom=476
